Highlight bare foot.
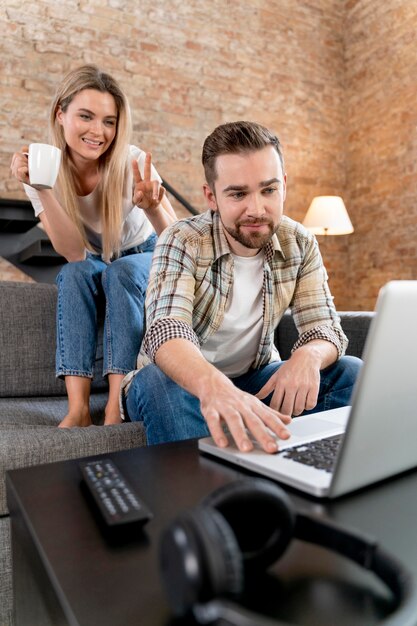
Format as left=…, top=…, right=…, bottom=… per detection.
left=59, top=411, right=92, bottom=428
left=104, top=414, right=122, bottom=426
left=105, top=374, right=124, bottom=426
left=61, top=377, right=92, bottom=428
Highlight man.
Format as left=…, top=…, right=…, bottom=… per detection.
left=123, top=121, right=362, bottom=453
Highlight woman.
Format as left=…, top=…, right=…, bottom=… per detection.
left=10, top=65, right=176, bottom=428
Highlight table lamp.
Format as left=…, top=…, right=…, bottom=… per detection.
left=302, top=196, right=354, bottom=235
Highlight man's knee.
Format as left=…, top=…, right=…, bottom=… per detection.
left=127, top=365, right=163, bottom=410
left=125, top=364, right=208, bottom=444
left=336, top=355, right=363, bottom=384
left=322, top=355, right=363, bottom=404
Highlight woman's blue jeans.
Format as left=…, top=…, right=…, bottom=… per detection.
left=125, top=355, right=363, bottom=445
left=55, top=233, right=157, bottom=379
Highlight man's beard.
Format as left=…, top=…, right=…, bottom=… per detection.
left=222, top=217, right=278, bottom=250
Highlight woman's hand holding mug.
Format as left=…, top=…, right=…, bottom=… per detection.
left=11, top=144, right=61, bottom=190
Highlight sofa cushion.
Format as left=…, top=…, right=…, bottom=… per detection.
left=0, top=421, right=146, bottom=516
left=0, top=392, right=108, bottom=427
left=0, top=393, right=147, bottom=515
left=0, top=281, right=107, bottom=397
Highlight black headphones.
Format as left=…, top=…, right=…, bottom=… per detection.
left=159, top=478, right=417, bottom=625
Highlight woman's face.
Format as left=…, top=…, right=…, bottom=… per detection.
left=56, top=89, right=118, bottom=163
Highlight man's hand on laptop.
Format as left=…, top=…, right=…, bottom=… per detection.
left=200, top=378, right=292, bottom=454
left=256, top=341, right=337, bottom=416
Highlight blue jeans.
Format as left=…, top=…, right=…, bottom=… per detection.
left=55, top=233, right=157, bottom=379
left=125, top=355, right=363, bottom=445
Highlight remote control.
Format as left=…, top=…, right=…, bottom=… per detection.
left=80, top=458, right=153, bottom=527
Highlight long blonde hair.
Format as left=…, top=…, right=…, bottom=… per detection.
left=50, top=65, right=132, bottom=261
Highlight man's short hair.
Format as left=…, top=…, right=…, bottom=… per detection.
left=202, top=121, right=284, bottom=188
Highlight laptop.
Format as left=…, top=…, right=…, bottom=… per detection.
left=198, top=281, right=417, bottom=498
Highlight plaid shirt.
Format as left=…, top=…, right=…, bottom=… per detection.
left=140, top=210, right=348, bottom=368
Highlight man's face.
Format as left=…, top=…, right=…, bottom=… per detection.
left=203, top=145, right=286, bottom=257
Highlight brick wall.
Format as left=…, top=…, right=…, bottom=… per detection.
left=1, top=0, right=416, bottom=309
left=344, top=0, right=417, bottom=310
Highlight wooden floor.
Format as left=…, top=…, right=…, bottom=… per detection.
left=0, top=256, right=35, bottom=282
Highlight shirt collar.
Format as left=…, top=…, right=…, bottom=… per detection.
left=212, top=211, right=233, bottom=260
left=270, top=229, right=286, bottom=261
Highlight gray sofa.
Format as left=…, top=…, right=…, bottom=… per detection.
left=0, top=280, right=374, bottom=626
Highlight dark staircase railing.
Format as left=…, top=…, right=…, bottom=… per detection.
left=0, top=182, right=198, bottom=283
left=162, top=179, right=199, bottom=216
left=17, top=227, right=66, bottom=265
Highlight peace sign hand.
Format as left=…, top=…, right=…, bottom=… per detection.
left=132, top=152, right=165, bottom=212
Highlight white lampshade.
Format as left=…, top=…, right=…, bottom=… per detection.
left=302, top=196, right=354, bottom=235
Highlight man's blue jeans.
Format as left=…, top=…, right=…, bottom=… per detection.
left=55, top=234, right=157, bottom=379
left=125, top=355, right=362, bottom=445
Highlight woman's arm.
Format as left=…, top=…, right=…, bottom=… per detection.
left=36, top=190, right=86, bottom=261
left=160, top=192, right=177, bottom=220
left=10, top=148, right=86, bottom=262
left=142, top=193, right=177, bottom=236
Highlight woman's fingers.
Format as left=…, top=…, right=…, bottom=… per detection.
left=132, top=159, right=142, bottom=184
left=143, top=152, right=152, bottom=181
left=132, top=154, right=164, bottom=210
left=10, top=149, right=30, bottom=183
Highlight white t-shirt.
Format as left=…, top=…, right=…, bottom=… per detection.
left=201, top=251, right=264, bottom=377
left=23, top=145, right=160, bottom=253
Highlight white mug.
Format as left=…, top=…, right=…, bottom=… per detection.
left=28, top=143, right=61, bottom=190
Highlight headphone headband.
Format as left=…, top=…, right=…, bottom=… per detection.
left=294, top=511, right=377, bottom=567
left=159, top=478, right=417, bottom=625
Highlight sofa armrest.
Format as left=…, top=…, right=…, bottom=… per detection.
left=275, top=311, right=375, bottom=361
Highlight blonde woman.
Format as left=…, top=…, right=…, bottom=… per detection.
left=10, top=65, right=176, bottom=428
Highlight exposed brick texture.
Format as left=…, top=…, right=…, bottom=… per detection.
left=344, top=0, right=417, bottom=309
left=1, top=0, right=416, bottom=310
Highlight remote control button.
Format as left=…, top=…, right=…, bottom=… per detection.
left=80, top=459, right=153, bottom=528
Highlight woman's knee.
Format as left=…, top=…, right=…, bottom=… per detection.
left=103, top=255, right=151, bottom=293
left=57, top=257, right=102, bottom=289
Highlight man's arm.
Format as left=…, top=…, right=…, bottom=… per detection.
left=155, top=337, right=292, bottom=453
left=257, top=225, right=345, bottom=416
left=256, top=339, right=337, bottom=416
left=143, top=221, right=290, bottom=453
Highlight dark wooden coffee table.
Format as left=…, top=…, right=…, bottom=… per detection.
left=6, top=439, right=417, bottom=626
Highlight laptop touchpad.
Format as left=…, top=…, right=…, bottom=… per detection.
left=288, top=418, right=341, bottom=438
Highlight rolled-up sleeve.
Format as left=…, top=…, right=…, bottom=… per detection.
left=142, top=226, right=200, bottom=361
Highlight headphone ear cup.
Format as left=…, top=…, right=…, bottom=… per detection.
left=202, top=478, right=296, bottom=571
left=159, top=505, right=244, bottom=617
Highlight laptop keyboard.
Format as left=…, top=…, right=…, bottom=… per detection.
left=279, top=434, right=343, bottom=473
